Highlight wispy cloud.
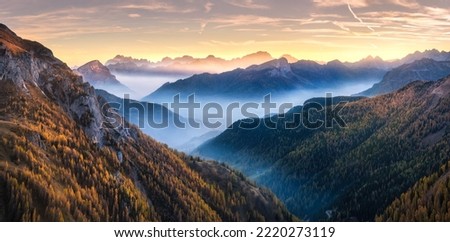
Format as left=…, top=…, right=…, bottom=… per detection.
left=347, top=1, right=375, bottom=32
left=204, top=2, right=214, bottom=13
left=199, top=39, right=257, bottom=46
left=314, top=0, right=421, bottom=9
left=199, top=22, right=207, bottom=34
left=235, top=28, right=267, bottom=32
left=1, top=7, right=106, bottom=39
left=204, top=15, right=311, bottom=30
left=128, top=13, right=141, bottom=18
left=226, top=0, right=269, bottom=9
left=390, top=0, right=420, bottom=9
left=424, top=7, right=450, bottom=18
left=118, top=2, right=195, bottom=13
left=332, top=21, right=352, bottom=32
left=313, top=0, right=368, bottom=8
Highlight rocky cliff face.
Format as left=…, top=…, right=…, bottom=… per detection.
left=0, top=23, right=107, bottom=144
left=77, top=60, right=120, bottom=86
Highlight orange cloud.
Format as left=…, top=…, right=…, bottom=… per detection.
left=313, top=0, right=369, bottom=8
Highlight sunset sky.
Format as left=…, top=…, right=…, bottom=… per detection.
left=1, top=0, right=449, bottom=66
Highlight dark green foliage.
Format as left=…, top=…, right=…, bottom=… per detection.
left=377, top=160, right=450, bottom=222
left=197, top=78, right=450, bottom=221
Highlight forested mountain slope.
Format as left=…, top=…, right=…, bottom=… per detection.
left=377, top=160, right=450, bottom=222
left=196, top=77, right=450, bottom=221
left=0, top=23, right=295, bottom=222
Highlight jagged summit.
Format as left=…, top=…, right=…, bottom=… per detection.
left=0, top=23, right=106, bottom=143
left=399, top=49, right=450, bottom=65
left=79, top=60, right=107, bottom=73
left=77, top=60, right=121, bottom=85
left=242, top=51, right=273, bottom=60
left=77, top=59, right=134, bottom=97
left=360, top=55, right=383, bottom=62
left=0, top=23, right=54, bottom=58
left=281, top=54, right=299, bottom=63
left=106, top=51, right=275, bottom=75
left=327, top=59, right=345, bottom=66
left=245, top=57, right=292, bottom=78
left=247, top=57, right=290, bottom=71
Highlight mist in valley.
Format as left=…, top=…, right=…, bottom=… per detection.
left=113, top=72, right=188, bottom=100
left=121, top=78, right=379, bottom=152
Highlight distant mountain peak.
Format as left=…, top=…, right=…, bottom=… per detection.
left=106, top=55, right=150, bottom=66
left=327, top=59, right=344, bottom=66
left=273, top=57, right=291, bottom=70
left=106, top=51, right=275, bottom=75
left=399, top=49, right=450, bottom=65
left=425, top=48, right=440, bottom=54
left=357, top=58, right=450, bottom=96
left=244, top=57, right=293, bottom=78
left=83, top=60, right=106, bottom=70
left=77, top=59, right=134, bottom=97
left=242, top=51, right=273, bottom=60
left=78, top=60, right=114, bottom=78
left=90, top=59, right=103, bottom=64
left=247, top=57, right=291, bottom=74
left=281, top=54, right=299, bottom=63
left=361, top=55, right=383, bottom=62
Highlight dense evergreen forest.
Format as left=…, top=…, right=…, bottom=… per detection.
left=197, top=78, right=450, bottom=221
left=378, top=160, right=450, bottom=222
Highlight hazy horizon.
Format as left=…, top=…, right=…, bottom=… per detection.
left=84, top=47, right=448, bottom=66
left=1, top=0, right=449, bottom=66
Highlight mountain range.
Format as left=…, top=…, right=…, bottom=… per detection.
left=358, top=58, right=450, bottom=96
left=92, top=49, right=450, bottom=104
left=144, top=50, right=450, bottom=104
left=107, top=49, right=450, bottom=78
left=144, top=57, right=386, bottom=103
left=0, top=23, right=295, bottom=222
left=106, top=51, right=276, bottom=76
left=396, top=49, right=450, bottom=66
left=195, top=76, right=450, bottom=221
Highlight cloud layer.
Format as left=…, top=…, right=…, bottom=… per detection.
left=0, top=0, right=448, bottom=65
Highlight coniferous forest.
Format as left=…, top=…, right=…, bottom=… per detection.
left=197, top=79, right=450, bottom=221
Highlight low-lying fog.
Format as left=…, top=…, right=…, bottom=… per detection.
left=113, top=73, right=188, bottom=100
left=107, top=74, right=378, bottom=151
left=156, top=79, right=378, bottom=125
